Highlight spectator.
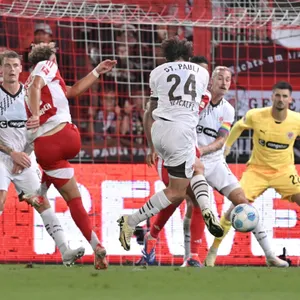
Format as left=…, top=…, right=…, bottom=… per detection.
left=23, top=23, right=54, bottom=71
left=89, top=89, right=121, bottom=147
left=120, top=87, right=146, bottom=148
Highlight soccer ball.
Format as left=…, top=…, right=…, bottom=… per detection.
left=230, top=204, right=259, bottom=232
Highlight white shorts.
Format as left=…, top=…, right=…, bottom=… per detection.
left=202, top=158, right=240, bottom=196
left=0, top=158, right=41, bottom=196
left=151, top=119, right=196, bottom=178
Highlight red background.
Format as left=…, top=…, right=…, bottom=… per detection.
left=0, top=164, right=300, bottom=265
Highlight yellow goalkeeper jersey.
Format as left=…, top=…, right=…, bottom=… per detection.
left=226, top=107, right=300, bottom=170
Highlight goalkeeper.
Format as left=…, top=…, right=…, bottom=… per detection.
left=205, top=81, right=300, bottom=267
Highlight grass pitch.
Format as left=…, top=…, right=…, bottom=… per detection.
left=1, top=264, right=300, bottom=300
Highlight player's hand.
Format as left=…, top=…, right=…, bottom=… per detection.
left=146, top=151, right=157, bottom=167
left=95, top=59, right=117, bottom=74
left=224, top=145, right=231, bottom=157
left=10, top=151, right=31, bottom=169
left=11, top=162, right=25, bottom=175
left=26, top=116, right=40, bottom=132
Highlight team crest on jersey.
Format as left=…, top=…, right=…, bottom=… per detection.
left=287, top=132, right=294, bottom=139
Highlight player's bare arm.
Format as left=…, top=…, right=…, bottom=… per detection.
left=224, top=118, right=253, bottom=156
left=0, top=140, right=31, bottom=169
left=199, top=129, right=228, bottom=156
left=66, top=59, right=117, bottom=99
left=26, top=75, right=45, bottom=130
left=143, top=98, right=158, bottom=166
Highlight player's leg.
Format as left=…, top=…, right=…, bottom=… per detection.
left=142, top=156, right=180, bottom=264
left=190, top=157, right=223, bottom=237
left=182, top=198, right=192, bottom=262
left=118, top=120, right=205, bottom=250
left=0, top=162, right=12, bottom=215
left=181, top=192, right=204, bottom=267
left=205, top=161, right=252, bottom=266
left=27, top=123, right=107, bottom=269
left=14, top=163, right=85, bottom=266
left=205, top=164, right=288, bottom=267
left=51, top=175, right=107, bottom=269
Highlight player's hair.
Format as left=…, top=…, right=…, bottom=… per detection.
left=190, top=56, right=209, bottom=65
left=272, top=81, right=293, bottom=94
left=211, top=66, right=232, bottom=78
left=0, top=50, right=22, bottom=65
left=161, top=36, right=193, bottom=62
left=28, top=43, right=56, bottom=65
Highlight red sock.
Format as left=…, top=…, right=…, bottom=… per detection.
left=150, top=204, right=177, bottom=239
left=190, top=206, right=205, bottom=255
left=67, top=197, right=101, bottom=250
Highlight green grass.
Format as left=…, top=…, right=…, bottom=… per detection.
left=1, top=265, right=300, bottom=300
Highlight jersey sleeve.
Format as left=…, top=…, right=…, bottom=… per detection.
left=219, top=104, right=235, bottom=134
left=32, top=60, right=58, bottom=86
left=199, top=90, right=211, bottom=112
left=149, top=70, right=158, bottom=99
left=241, top=109, right=255, bottom=129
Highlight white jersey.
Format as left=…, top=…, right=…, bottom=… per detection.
left=150, top=62, right=209, bottom=128
left=197, top=98, right=235, bottom=161
left=0, top=85, right=28, bottom=167
left=24, top=60, right=71, bottom=142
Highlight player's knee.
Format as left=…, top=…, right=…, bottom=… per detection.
left=165, top=187, right=186, bottom=204
left=223, top=185, right=248, bottom=205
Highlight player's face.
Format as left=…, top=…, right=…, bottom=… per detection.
left=272, top=89, right=292, bottom=111
left=1, top=57, right=22, bottom=84
left=211, top=70, right=231, bottom=96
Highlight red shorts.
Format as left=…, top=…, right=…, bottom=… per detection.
left=156, top=147, right=200, bottom=186
left=34, top=123, right=81, bottom=171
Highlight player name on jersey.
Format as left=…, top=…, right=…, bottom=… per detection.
left=163, top=63, right=202, bottom=73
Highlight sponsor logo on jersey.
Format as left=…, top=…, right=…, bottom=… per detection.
left=266, top=141, right=289, bottom=150
left=0, top=120, right=26, bottom=128
left=196, top=125, right=217, bottom=138
left=40, top=103, right=52, bottom=116
left=259, top=138, right=289, bottom=150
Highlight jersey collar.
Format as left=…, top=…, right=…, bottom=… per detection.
left=0, top=83, right=23, bottom=98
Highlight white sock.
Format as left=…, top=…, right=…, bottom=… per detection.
left=252, top=221, right=273, bottom=257
left=40, top=208, right=68, bottom=256
left=90, top=231, right=101, bottom=251
left=128, top=190, right=171, bottom=227
left=0, top=211, right=2, bottom=216
left=183, top=217, right=191, bottom=260
left=190, top=175, right=209, bottom=211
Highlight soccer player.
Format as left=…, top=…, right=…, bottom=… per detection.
left=139, top=56, right=210, bottom=267
left=142, top=66, right=288, bottom=268
left=118, top=37, right=224, bottom=252
left=0, top=50, right=85, bottom=266
left=205, top=81, right=299, bottom=267
left=24, top=43, right=117, bottom=269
